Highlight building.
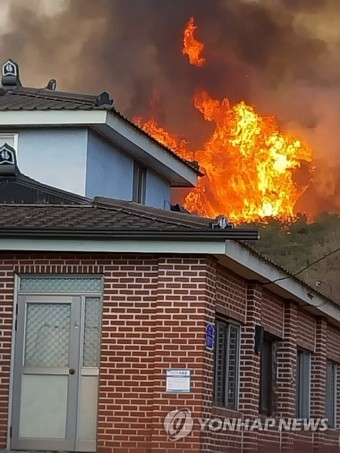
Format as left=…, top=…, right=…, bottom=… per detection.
left=0, top=60, right=340, bottom=453
left=0, top=59, right=199, bottom=208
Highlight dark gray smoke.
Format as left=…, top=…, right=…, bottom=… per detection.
left=1, top=0, right=340, bottom=211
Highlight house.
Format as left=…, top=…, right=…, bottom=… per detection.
left=1, top=150, right=340, bottom=453
left=0, top=61, right=340, bottom=453
left=0, top=59, right=199, bottom=208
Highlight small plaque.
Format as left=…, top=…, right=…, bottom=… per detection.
left=206, top=322, right=215, bottom=351
left=166, top=369, right=191, bottom=393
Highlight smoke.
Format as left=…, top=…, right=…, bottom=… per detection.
left=1, top=0, right=340, bottom=212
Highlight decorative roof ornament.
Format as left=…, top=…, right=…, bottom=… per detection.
left=95, top=91, right=113, bottom=107
left=1, top=59, right=22, bottom=89
left=46, top=79, right=57, bottom=91
left=210, top=215, right=234, bottom=230
left=0, top=143, right=17, bottom=175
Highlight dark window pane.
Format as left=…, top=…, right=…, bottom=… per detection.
left=214, top=321, right=227, bottom=405
left=259, top=339, right=272, bottom=415
left=227, top=325, right=239, bottom=408
left=214, top=319, right=240, bottom=410
left=326, top=361, right=337, bottom=428
left=296, top=350, right=311, bottom=418
left=133, top=162, right=146, bottom=203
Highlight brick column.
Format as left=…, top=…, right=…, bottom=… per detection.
left=150, top=257, right=213, bottom=453
left=199, top=259, right=218, bottom=453
left=0, top=260, right=14, bottom=448
left=276, top=301, right=298, bottom=453
left=310, top=317, right=327, bottom=452
left=239, top=282, right=262, bottom=453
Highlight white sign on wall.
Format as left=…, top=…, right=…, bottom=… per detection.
left=166, top=369, right=191, bottom=393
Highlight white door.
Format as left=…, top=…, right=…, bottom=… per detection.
left=11, top=294, right=101, bottom=451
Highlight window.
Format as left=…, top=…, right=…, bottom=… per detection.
left=133, top=161, right=146, bottom=203
left=296, top=350, right=311, bottom=418
left=214, top=319, right=240, bottom=409
left=259, top=337, right=278, bottom=415
left=326, top=361, right=337, bottom=428
left=0, top=133, right=17, bottom=150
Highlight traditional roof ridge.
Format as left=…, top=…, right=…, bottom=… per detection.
left=7, top=86, right=104, bottom=106
left=92, top=196, right=211, bottom=228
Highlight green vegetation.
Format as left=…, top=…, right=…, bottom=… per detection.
left=244, top=213, right=340, bottom=302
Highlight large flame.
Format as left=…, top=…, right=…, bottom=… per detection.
left=189, top=91, right=312, bottom=221
left=182, top=17, right=206, bottom=67
left=137, top=91, right=312, bottom=222
left=135, top=17, right=313, bottom=223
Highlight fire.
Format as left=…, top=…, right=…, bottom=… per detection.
left=134, top=17, right=313, bottom=223
left=136, top=92, right=312, bottom=223
left=186, top=91, right=312, bottom=222
left=134, top=117, right=194, bottom=162
left=182, top=17, right=206, bottom=67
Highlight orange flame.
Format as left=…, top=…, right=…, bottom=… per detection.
left=182, top=17, right=206, bottom=67
left=187, top=91, right=312, bottom=222
left=136, top=91, right=312, bottom=223
left=134, top=17, right=313, bottom=223
left=134, top=117, right=194, bottom=162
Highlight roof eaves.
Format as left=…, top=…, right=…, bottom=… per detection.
left=238, top=241, right=339, bottom=306
left=0, top=228, right=259, bottom=241
left=92, top=198, right=211, bottom=229
left=110, top=110, right=202, bottom=176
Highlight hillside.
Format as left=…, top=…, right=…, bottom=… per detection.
left=245, top=213, right=340, bottom=302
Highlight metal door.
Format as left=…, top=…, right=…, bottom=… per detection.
left=11, top=295, right=83, bottom=451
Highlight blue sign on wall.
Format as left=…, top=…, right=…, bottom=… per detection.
left=206, top=323, right=215, bottom=351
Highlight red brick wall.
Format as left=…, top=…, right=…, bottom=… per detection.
left=327, top=323, right=340, bottom=363
left=297, top=309, right=316, bottom=351
left=1, top=252, right=340, bottom=453
left=261, top=290, right=284, bottom=338
left=0, top=256, right=13, bottom=447
left=216, top=265, right=247, bottom=323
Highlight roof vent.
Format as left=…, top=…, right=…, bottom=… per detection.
left=0, top=143, right=18, bottom=175
left=1, top=59, right=22, bottom=89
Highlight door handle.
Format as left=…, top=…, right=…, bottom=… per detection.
left=69, top=368, right=76, bottom=375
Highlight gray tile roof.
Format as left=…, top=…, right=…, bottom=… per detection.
left=0, top=201, right=203, bottom=231
left=0, top=87, right=113, bottom=111
left=0, top=196, right=258, bottom=240
left=0, top=174, right=89, bottom=205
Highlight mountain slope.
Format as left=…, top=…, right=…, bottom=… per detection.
left=245, top=213, right=340, bottom=302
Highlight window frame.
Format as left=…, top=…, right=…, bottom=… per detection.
left=326, top=360, right=337, bottom=428
left=295, top=349, right=311, bottom=419
left=0, top=132, right=18, bottom=151
left=213, top=317, right=240, bottom=410
left=132, top=161, right=146, bottom=204
left=259, top=335, right=278, bottom=416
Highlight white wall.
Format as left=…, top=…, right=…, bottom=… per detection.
left=85, top=131, right=133, bottom=200
left=17, top=128, right=88, bottom=195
